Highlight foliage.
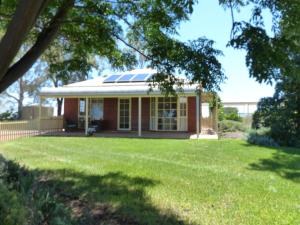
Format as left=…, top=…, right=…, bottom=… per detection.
left=252, top=77, right=300, bottom=147
left=216, top=97, right=225, bottom=121
left=0, top=156, right=72, bottom=225
left=221, top=0, right=300, bottom=84
left=247, top=128, right=279, bottom=147
left=0, top=110, right=17, bottom=121
left=223, top=107, right=242, bottom=122
left=0, top=183, right=27, bottom=225
left=0, top=0, right=225, bottom=94
left=219, top=119, right=247, bottom=133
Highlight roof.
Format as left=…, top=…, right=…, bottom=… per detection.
left=40, top=69, right=198, bottom=98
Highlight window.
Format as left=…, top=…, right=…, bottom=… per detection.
left=157, top=97, right=177, bottom=131
left=178, top=97, right=187, bottom=131
left=90, top=99, right=103, bottom=120
left=78, top=98, right=103, bottom=128
left=119, top=99, right=131, bottom=130
left=79, top=99, right=86, bottom=115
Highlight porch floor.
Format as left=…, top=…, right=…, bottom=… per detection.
left=43, top=129, right=218, bottom=139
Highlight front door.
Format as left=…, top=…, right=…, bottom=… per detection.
left=118, top=98, right=131, bottom=130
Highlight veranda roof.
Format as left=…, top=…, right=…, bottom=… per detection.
left=40, top=69, right=198, bottom=98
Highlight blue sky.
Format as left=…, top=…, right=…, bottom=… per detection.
left=177, top=0, right=275, bottom=102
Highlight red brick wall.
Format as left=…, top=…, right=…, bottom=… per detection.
left=131, top=97, right=150, bottom=131
left=142, top=98, right=150, bottom=131
left=103, top=98, right=118, bottom=130
left=64, top=98, right=78, bottom=123
left=188, top=97, right=196, bottom=132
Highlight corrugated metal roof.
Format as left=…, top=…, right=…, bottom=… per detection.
left=40, top=69, right=197, bottom=97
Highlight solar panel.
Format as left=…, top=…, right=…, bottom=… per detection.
left=131, top=73, right=152, bottom=82
left=117, top=74, right=135, bottom=82
left=103, top=75, right=121, bottom=83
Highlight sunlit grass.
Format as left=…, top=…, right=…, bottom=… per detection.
left=0, top=137, right=299, bottom=225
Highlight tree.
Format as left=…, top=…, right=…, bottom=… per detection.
left=43, top=41, right=99, bottom=115
left=220, top=0, right=300, bottom=84
left=223, top=107, right=242, bottom=122
left=252, top=77, right=300, bottom=146
left=3, top=72, right=46, bottom=119
left=0, top=0, right=225, bottom=94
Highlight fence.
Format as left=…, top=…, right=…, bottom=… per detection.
left=0, top=117, right=64, bottom=141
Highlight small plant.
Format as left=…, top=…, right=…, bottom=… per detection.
left=219, top=120, right=247, bottom=133
left=246, top=128, right=279, bottom=147
left=0, top=156, right=72, bottom=225
left=0, top=184, right=27, bottom=225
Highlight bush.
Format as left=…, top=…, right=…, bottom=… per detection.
left=223, top=107, right=242, bottom=122
left=0, top=110, right=17, bottom=121
left=246, top=128, right=279, bottom=147
left=219, top=120, right=248, bottom=133
left=0, top=156, right=72, bottom=225
left=0, top=184, right=27, bottom=225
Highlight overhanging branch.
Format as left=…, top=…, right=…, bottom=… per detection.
left=0, top=0, right=75, bottom=93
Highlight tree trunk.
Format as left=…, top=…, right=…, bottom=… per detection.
left=57, top=98, right=63, bottom=116
left=17, top=78, right=24, bottom=119
left=0, top=0, right=49, bottom=80
left=0, top=0, right=74, bottom=93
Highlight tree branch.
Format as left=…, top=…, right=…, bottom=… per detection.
left=3, top=91, right=19, bottom=102
left=0, top=0, right=75, bottom=93
left=0, top=0, right=49, bottom=81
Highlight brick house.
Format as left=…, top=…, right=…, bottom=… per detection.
left=40, top=69, right=218, bottom=138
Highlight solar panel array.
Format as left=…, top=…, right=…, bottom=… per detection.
left=103, top=73, right=153, bottom=83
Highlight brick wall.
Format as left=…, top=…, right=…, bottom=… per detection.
left=142, top=98, right=150, bottom=131
left=103, top=98, right=118, bottom=130
left=64, top=98, right=78, bottom=123
left=188, top=96, right=197, bottom=132
left=131, top=97, right=150, bottom=131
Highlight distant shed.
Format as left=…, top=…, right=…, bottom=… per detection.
left=21, top=106, right=54, bottom=120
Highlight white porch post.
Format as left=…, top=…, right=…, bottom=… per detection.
left=138, top=97, right=142, bottom=137
left=85, top=97, right=89, bottom=135
left=196, top=94, right=200, bottom=138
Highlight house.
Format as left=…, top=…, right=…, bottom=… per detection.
left=222, top=101, right=258, bottom=118
left=39, top=69, right=218, bottom=138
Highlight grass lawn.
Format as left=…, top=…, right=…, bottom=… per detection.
left=0, top=137, right=299, bottom=225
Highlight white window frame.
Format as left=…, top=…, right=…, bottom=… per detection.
left=149, top=96, right=188, bottom=132
left=118, top=98, right=131, bottom=131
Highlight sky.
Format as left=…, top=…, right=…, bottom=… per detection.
left=177, top=0, right=275, bottom=102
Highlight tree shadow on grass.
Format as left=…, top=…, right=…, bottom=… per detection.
left=243, top=143, right=300, bottom=183
left=48, top=169, right=190, bottom=225
left=0, top=154, right=192, bottom=225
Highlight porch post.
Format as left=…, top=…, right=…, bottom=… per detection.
left=196, top=94, right=200, bottom=138
left=85, top=97, right=89, bottom=135
left=138, top=97, right=142, bottom=137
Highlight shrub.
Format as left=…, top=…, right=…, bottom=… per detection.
left=246, top=128, right=279, bottom=147
left=223, top=107, right=242, bottom=122
left=0, top=183, right=27, bottom=225
left=219, top=120, right=248, bottom=133
left=0, top=156, right=72, bottom=225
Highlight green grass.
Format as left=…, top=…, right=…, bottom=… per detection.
left=0, top=137, right=299, bottom=225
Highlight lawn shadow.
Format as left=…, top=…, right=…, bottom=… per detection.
left=0, top=154, right=192, bottom=225
left=243, top=143, right=300, bottom=183
left=48, top=169, right=190, bottom=225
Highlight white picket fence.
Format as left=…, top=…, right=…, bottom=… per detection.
left=0, top=117, right=64, bottom=141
